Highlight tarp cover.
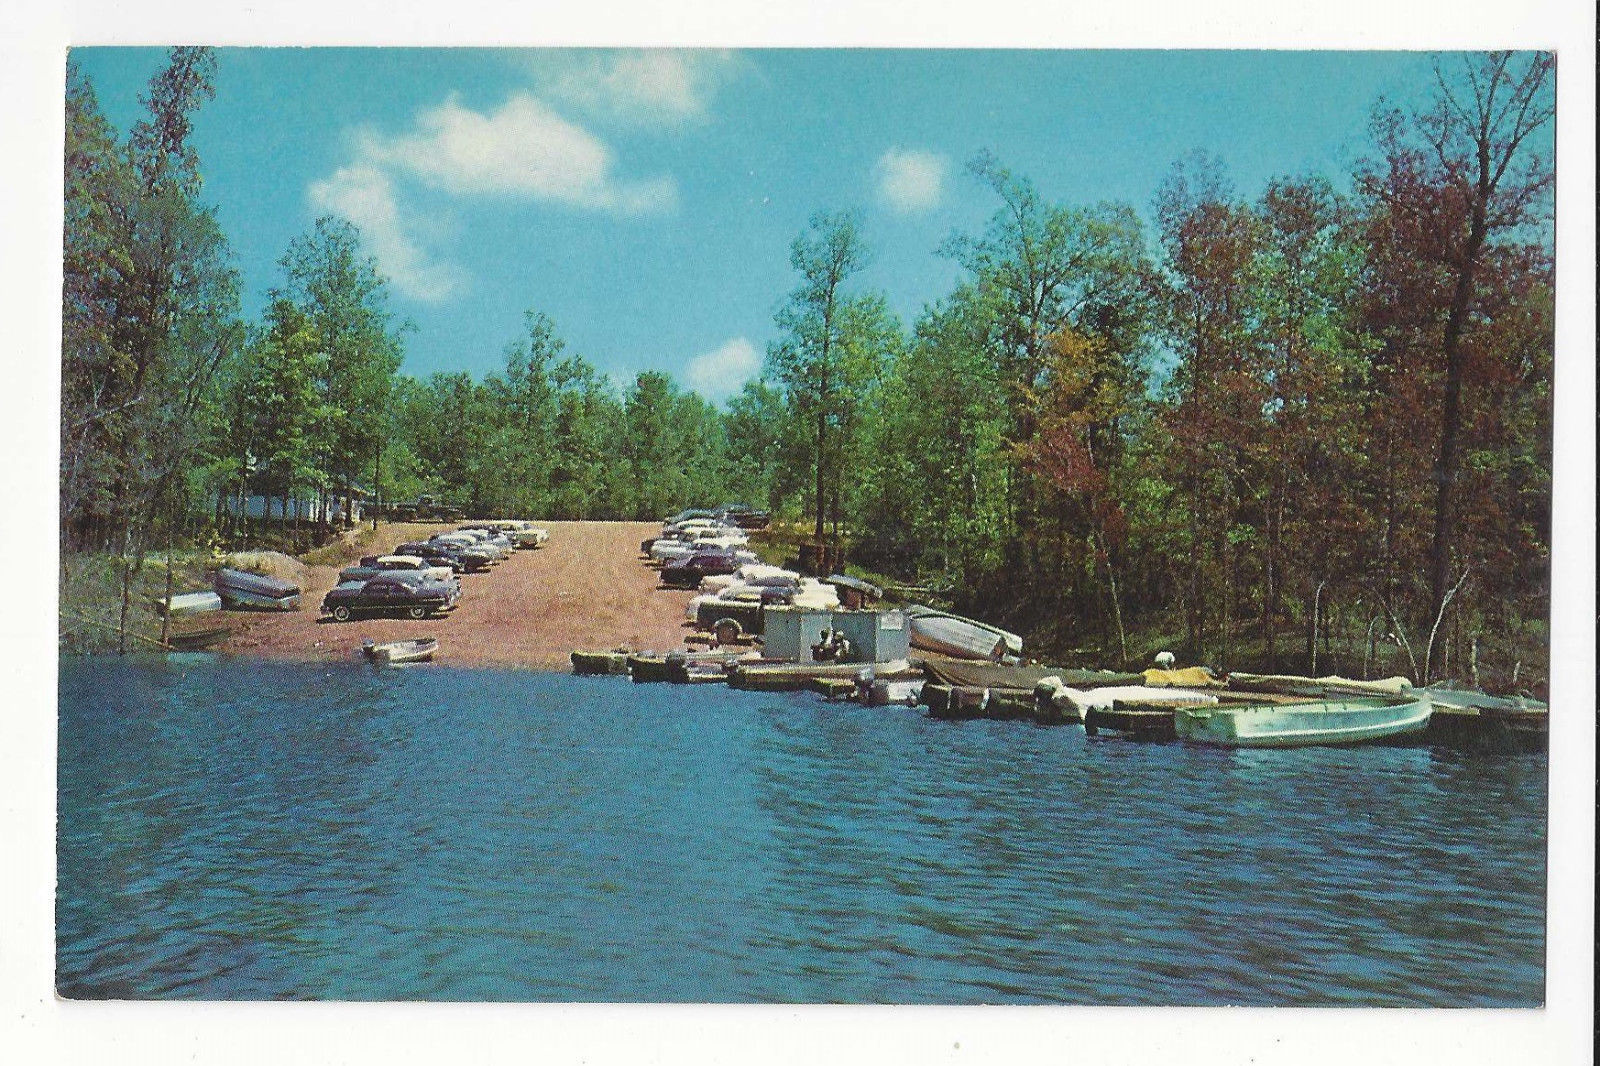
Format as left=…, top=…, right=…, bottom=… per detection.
left=224, top=550, right=309, bottom=588
left=1055, top=686, right=1220, bottom=712
left=920, top=657, right=1141, bottom=692
left=1227, top=672, right=1412, bottom=696
left=1142, top=666, right=1225, bottom=688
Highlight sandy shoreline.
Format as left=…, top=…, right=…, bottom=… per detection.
left=219, top=520, right=697, bottom=669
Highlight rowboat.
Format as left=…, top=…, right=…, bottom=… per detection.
left=902, top=605, right=1022, bottom=663
left=153, top=590, right=223, bottom=616
left=1173, top=694, right=1432, bottom=748
left=727, top=658, right=918, bottom=692
left=571, top=650, right=630, bottom=675
left=164, top=616, right=233, bottom=649
left=1422, top=685, right=1547, bottom=751
left=361, top=637, right=438, bottom=664
left=214, top=567, right=302, bottom=610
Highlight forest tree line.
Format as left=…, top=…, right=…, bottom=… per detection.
left=61, top=49, right=1554, bottom=683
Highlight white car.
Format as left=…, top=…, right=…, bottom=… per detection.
left=662, top=518, right=747, bottom=543
left=699, top=563, right=799, bottom=595
left=377, top=555, right=456, bottom=584
left=488, top=520, right=549, bottom=548
left=434, top=531, right=506, bottom=560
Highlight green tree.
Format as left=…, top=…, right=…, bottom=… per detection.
left=60, top=61, right=136, bottom=541
left=229, top=299, right=328, bottom=526
left=945, top=153, right=1153, bottom=580
left=767, top=210, right=897, bottom=546
left=59, top=49, right=242, bottom=649
left=721, top=379, right=786, bottom=512
left=278, top=216, right=404, bottom=521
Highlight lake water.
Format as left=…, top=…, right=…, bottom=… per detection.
left=57, top=656, right=1547, bottom=1004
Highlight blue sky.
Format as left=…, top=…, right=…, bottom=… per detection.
left=71, top=48, right=1442, bottom=399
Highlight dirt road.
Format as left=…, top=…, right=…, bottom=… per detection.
left=220, top=521, right=697, bottom=669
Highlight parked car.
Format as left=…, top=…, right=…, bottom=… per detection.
left=321, top=574, right=459, bottom=621
left=339, top=554, right=454, bottom=585
left=660, top=550, right=744, bottom=588
left=715, top=503, right=772, bottom=529
left=432, top=532, right=504, bottom=562
left=478, top=520, right=549, bottom=548
left=445, top=528, right=513, bottom=559
left=396, top=540, right=490, bottom=573
left=685, top=582, right=795, bottom=622
left=663, top=509, right=718, bottom=527
left=651, top=530, right=751, bottom=562
left=458, top=523, right=518, bottom=550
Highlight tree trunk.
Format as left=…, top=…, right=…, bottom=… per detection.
left=159, top=508, right=174, bottom=648
left=1429, top=215, right=1486, bottom=620
left=813, top=408, right=826, bottom=543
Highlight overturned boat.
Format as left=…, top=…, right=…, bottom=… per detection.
left=153, top=590, right=223, bottom=617
left=214, top=567, right=302, bottom=611
left=902, top=604, right=1022, bottom=663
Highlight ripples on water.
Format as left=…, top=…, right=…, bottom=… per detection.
left=57, top=656, right=1547, bottom=1004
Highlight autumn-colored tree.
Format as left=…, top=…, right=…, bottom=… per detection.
left=1361, top=52, right=1554, bottom=625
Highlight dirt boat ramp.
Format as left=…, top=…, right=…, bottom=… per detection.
left=220, top=520, right=695, bottom=669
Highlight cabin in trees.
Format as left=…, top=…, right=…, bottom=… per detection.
left=214, top=489, right=365, bottom=526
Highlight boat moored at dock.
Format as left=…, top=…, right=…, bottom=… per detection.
left=1174, top=693, right=1432, bottom=747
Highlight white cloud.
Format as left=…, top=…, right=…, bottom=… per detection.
left=875, top=147, right=947, bottom=213
left=684, top=337, right=760, bottom=400
left=355, top=92, right=677, bottom=213
left=308, top=88, right=683, bottom=303
left=307, top=164, right=467, bottom=303
left=537, top=50, right=745, bottom=127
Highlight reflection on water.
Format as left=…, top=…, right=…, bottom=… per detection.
left=58, top=657, right=1546, bottom=1003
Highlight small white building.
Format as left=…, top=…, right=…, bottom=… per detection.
left=218, top=491, right=363, bottom=525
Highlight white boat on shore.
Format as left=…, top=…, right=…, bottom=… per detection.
left=153, top=590, right=223, bottom=616
left=902, top=604, right=1022, bottom=663
left=361, top=637, right=439, bottom=664
left=1174, top=694, right=1432, bottom=748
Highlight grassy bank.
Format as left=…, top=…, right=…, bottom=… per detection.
left=59, top=550, right=219, bottom=654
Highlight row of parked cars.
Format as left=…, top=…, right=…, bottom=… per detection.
left=642, top=508, right=764, bottom=588
left=641, top=505, right=844, bottom=643
left=319, top=520, right=549, bottom=622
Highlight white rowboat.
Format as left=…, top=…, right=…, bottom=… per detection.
left=902, top=605, right=1022, bottom=662
left=361, top=637, right=439, bottom=664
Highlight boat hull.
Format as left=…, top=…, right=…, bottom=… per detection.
left=156, top=591, right=224, bottom=616
left=362, top=638, right=438, bottom=664
left=215, top=568, right=302, bottom=610
left=1174, top=696, right=1431, bottom=748
left=217, top=587, right=302, bottom=610
left=903, top=606, right=1020, bottom=662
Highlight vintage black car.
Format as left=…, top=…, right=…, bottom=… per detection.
left=321, top=575, right=459, bottom=621
left=659, top=550, right=744, bottom=588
